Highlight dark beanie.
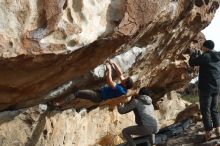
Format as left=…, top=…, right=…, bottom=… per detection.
left=203, top=40, right=215, bottom=50
left=139, top=87, right=151, bottom=96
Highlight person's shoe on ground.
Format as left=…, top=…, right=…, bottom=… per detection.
left=204, top=130, right=220, bottom=141
left=215, top=127, right=220, bottom=138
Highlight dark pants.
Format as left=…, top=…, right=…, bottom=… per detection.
left=122, top=125, right=157, bottom=146
left=199, top=89, right=220, bottom=131
left=75, top=89, right=103, bottom=103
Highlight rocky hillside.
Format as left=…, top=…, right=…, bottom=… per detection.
left=0, top=0, right=220, bottom=146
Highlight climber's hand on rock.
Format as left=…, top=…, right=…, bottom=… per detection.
left=108, top=59, right=114, bottom=65
left=104, top=58, right=110, bottom=64
left=106, top=64, right=112, bottom=71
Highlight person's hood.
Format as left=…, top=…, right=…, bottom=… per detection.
left=138, top=95, right=152, bottom=105
left=209, top=50, right=220, bottom=61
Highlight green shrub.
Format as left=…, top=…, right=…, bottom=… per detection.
left=182, top=95, right=220, bottom=111
left=181, top=95, right=199, bottom=103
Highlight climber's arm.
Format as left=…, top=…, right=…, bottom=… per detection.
left=106, top=64, right=116, bottom=88
left=117, top=98, right=137, bottom=114
left=109, top=61, right=125, bottom=81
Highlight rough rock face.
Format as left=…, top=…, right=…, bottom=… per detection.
left=0, top=107, right=135, bottom=146
left=0, top=92, right=189, bottom=146
left=155, top=91, right=191, bottom=127
left=0, top=0, right=219, bottom=110
left=0, top=0, right=220, bottom=146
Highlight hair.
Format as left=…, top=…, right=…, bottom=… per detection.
left=203, top=40, right=215, bottom=50
left=124, top=77, right=134, bottom=89
left=138, top=87, right=151, bottom=96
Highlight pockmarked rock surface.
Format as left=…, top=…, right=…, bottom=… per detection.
left=0, top=106, right=135, bottom=146
left=0, top=0, right=219, bottom=110
left=155, top=91, right=191, bottom=127
left=0, top=92, right=190, bottom=146
left=0, top=0, right=220, bottom=146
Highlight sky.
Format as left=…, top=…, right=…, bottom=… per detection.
left=202, top=9, right=220, bottom=51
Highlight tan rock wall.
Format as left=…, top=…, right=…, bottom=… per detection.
left=0, top=92, right=189, bottom=146
left=0, top=0, right=219, bottom=145
left=0, top=0, right=219, bottom=110
left=0, top=106, right=134, bottom=146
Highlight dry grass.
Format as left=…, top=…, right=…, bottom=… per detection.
left=97, top=132, right=124, bottom=146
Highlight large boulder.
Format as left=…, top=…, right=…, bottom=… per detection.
left=0, top=0, right=219, bottom=110
left=0, top=1, right=219, bottom=145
